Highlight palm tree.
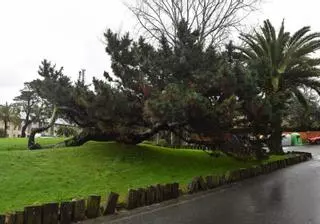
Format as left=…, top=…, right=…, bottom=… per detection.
left=0, top=102, right=20, bottom=137
left=237, top=20, right=320, bottom=154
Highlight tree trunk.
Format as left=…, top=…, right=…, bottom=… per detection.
left=268, top=113, right=284, bottom=154
left=51, top=122, right=186, bottom=149
left=28, top=106, right=58, bottom=149
left=21, top=121, right=32, bottom=138
left=4, top=120, right=8, bottom=137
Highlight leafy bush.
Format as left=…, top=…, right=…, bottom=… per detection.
left=55, top=126, right=78, bottom=137
left=157, top=139, right=168, bottom=147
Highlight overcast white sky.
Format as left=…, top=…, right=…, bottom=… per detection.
left=0, top=0, right=319, bottom=104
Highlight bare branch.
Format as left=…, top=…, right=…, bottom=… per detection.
left=126, top=0, right=262, bottom=47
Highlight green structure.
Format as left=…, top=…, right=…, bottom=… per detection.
left=291, top=133, right=303, bottom=146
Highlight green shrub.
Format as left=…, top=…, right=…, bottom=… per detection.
left=55, top=126, right=78, bottom=137
left=157, top=139, right=168, bottom=147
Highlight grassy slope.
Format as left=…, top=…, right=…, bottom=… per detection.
left=0, top=139, right=284, bottom=213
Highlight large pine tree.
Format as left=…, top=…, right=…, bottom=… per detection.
left=28, top=21, right=242, bottom=151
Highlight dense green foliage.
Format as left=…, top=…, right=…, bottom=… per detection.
left=283, top=90, right=320, bottom=131
left=27, top=21, right=245, bottom=152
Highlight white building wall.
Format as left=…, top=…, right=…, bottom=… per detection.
left=0, top=120, right=75, bottom=138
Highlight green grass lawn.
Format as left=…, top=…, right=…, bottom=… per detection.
left=0, top=139, right=285, bottom=213
left=0, top=137, right=65, bottom=152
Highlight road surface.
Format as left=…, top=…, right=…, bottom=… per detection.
left=85, top=146, right=320, bottom=224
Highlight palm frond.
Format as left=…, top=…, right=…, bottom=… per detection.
left=291, top=88, right=308, bottom=108
left=289, top=26, right=311, bottom=46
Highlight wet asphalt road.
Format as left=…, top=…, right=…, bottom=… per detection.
left=87, top=146, right=320, bottom=224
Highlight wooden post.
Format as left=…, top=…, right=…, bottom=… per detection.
left=261, top=164, right=268, bottom=174
left=136, top=188, right=146, bottom=207
left=198, top=176, right=207, bottom=190
left=5, top=214, right=15, bottom=224
left=171, top=183, right=179, bottom=198
left=0, top=215, right=4, bottom=224
left=155, top=185, right=164, bottom=203
left=145, top=186, right=156, bottom=205
left=15, top=211, right=24, bottom=224
left=24, top=206, right=42, bottom=224
left=126, top=189, right=138, bottom=210
left=187, top=177, right=200, bottom=194
left=73, top=199, right=86, bottom=221
left=42, top=203, right=59, bottom=224
left=205, top=176, right=214, bottom=189
left=229, top=170, right=239, bottom=182
left=224, top=171, right=232, bottom=183
left=60, top=202, right=74, bottom=224
left=103, top=192, right=119, bottom=215
left=86, top=195, right=101, bottom=219
left=151, top=186, right=158, bottom=204
left=163, top=184, right=172, bottom=200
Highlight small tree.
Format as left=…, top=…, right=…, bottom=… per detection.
left=0, top=102, right=20, bottom=137
left=14, top=83, right=47, bottom=137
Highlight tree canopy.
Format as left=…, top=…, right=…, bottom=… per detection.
left=27, top=21, right=248, bottom=153
left=14, top=83, right=49, bottom=137
left=24, top=18, right=320, bottom=157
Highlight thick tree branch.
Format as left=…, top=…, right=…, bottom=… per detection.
left=28, top=106, right=59, bottom=149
